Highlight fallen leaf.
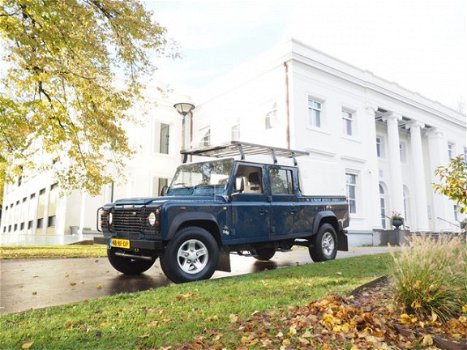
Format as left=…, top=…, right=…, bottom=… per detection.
left=148, top=320, right=159, bottom=328
left=421, top=334, right=433, bottom=346
left=69, top=282, right=77, bottom=286
left=21, top=342, right=34, bottom=349
left=96, top=284, right=102, bottom=290
left=229, top=314, right=238, bottom=323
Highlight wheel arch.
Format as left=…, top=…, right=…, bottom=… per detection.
left=312, top=211, right=339, bottom=235
left=312, top=211, right=348, bottom=251
left=167, top=212, right=222, bottom=246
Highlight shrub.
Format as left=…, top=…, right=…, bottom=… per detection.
left=390, top=234, right=466, bottom=321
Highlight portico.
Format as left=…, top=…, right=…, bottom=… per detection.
left=374, top=110, right=438, bottom=232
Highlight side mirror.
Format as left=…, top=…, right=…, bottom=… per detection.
left=160, top=185, right=168, bottom=196
left=233, top=177, right=244, bottom=194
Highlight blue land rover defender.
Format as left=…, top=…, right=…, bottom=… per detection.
left=94, top=142, right=349, bottom=283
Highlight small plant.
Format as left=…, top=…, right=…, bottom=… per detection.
left=390, top=211, right=404, bottom=229
left=460, top=218, right=467, bottom=231
left=390, top=234, right=466, bottom=321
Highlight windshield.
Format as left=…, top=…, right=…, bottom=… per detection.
left=167, top=159, right=233, bottom=196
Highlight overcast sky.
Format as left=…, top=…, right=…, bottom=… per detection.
left=146, top=0, right=466, bottom=112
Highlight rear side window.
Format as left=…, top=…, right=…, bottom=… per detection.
left=270, top=168, right=293, bottom=194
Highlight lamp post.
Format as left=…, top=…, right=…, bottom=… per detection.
left=173, top=102, right=195, bottom=160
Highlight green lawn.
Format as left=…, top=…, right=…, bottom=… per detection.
left=0, top=254, right=392, bottom=350
left=0, top=245, right=107, bottom=259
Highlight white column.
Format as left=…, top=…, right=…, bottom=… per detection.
left=427, top=129, right=450, bottom=231
left=383, top=113, right=404, bottom=216
left=407, top=121, right=429, bottom=231
left=366, top=104, right=382, bottom=229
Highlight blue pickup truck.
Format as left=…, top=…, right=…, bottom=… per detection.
left=94, top=142, right=349, bottom=283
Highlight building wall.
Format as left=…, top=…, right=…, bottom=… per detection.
left=193, top=39, right=466, bottom=234
left=1, top=39, right=465, bottom=243
left=1, top=92, right=187, bottom=238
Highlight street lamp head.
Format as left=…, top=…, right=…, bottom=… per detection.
left=173, top=102, right=195, bottom=116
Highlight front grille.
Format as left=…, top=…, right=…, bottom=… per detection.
left=111, top=208, right=146, bottom=233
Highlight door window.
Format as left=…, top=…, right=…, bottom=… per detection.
left=270, top=168, right=293, bottom=194
left=235, top=165, right=263, bottom=194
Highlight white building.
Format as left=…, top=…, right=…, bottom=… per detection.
left=1, top=39, right=466, bottom=245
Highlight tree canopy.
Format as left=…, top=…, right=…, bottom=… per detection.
left=433, top=155, right=467, bottom=214
left=0, top=0, right=169, bottom=196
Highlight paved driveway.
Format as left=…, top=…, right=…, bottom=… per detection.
left=0, top=246, right=390, bottom=314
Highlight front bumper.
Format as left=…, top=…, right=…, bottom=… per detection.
left=93, top=236, right=163, bottom=251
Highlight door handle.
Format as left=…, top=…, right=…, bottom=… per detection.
left=259, top=208, right=268, bottom=215
left=289, top=209, right=297, bottom=215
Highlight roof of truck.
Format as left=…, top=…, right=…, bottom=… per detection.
left=181, top=141, right=309, bottom=165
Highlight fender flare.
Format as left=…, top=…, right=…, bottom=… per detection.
left=312, top=211, right=339, bottom=234
left=167, top=212, right=220, bottom=240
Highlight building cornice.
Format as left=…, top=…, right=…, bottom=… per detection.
left=288, top=39, right=465, bottom=128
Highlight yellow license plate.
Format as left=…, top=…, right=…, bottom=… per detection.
left=111, top=238, right=130, bottom=249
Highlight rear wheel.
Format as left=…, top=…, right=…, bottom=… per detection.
left=309, top=223, right=337, bottom=262
left=107, top=248, right=157, bottom=275
left=160, top=227, right=219, bottom=283
left=252, top=247, right=276, bottom=261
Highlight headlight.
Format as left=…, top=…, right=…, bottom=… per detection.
left=148, top=212, right=156, bottom=226
left=108, top=212, right=113, bottom=225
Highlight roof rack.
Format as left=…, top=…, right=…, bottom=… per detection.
left=181, top=141, right=309, bottom=166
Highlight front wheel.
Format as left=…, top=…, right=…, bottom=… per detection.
left=160, top=227, right=219, bottom=283
left=107, top=248, right=157, bottom=275
left=309, top=223, right=337, bottom=262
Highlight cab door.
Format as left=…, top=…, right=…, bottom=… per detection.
left=269, top=166, right=296, bottom=238
left=230, top=164, right=270, bottom=243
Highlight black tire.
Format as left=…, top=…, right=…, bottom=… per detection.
left=252, top=247, right=276, bottom=261
left=107, top=248, right=157, bottom=275
left=160, top=227, right=219, bottom=283
left=309, top=223, right=337, bottom=262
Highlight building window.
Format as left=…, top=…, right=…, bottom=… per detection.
left=159, top=123, right=170, bottom=154
left=400, top=142, right=407, bottom=163
left=17, top=165, right=23, bottom=187
left=20, top=222, right=24, bottom=230
left=379, top=184, right=387, bottom=229
left=36, top=189, right=46, bottom=233
left=265, top=102, right=277, bottom=130
left=270, top=168, right=293, bottom=194
left=448, top=142, right=455, bottom=160
left=153, top=122, right=170, bottom=154
left=47, top=216, right=56, bottom=227
left=346, top=173, right=357, bottom=214
left=403, top=186, right=410, bottom=224
left=453, top=205, right=459, bottom=222
left=200, top=127, right=210, bottom=147
left=28, top=221, right=33, bottom=230
left=376, top=137, right=384, bottom=158
left=308, top=98, right=322, bottom=128
left=152, top=177, right=169, bottom=196
left=231, top=123, right=240, bottom=141
left=342, top=110, right=353, bottom=136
